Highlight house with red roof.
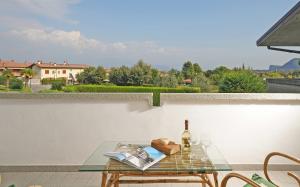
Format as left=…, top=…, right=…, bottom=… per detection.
left=0, top=60, right=33, bottom=77
left=31, top=60, right=89, bottom=82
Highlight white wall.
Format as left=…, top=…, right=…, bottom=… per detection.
left=0, top=94, right=299, bottom=166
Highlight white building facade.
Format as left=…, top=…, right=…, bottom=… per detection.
left=31, top=62, right=89, bottom=82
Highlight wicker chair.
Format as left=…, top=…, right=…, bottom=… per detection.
left=221, top=152, right=300, bottom=187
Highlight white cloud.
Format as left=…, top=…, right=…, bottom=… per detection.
left=9, top=28, right=177, bottom=56
left=0, top=0, right=80, bottom=23
left=11, top=28, right=98, bottom=50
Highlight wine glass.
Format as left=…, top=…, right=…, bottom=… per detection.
left=200, top=138, right=211, bottom=162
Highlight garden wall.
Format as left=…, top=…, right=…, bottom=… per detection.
left=0, top=93, right=299, bottom=169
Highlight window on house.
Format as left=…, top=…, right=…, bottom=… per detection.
left=52, top=70, right=55, bottom=74
left=45, top=70, right=49, bottom=74
left=63, top=70, right=66, bottom=74
left=58, top=71, right=60, bottom=74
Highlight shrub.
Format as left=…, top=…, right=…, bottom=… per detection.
left=160, top=75, right=178, bottom=88
left=0, top=85, right=6, bottom=91
left=192, top=73, right=210, bottom=92
left=0, top=75, right=6, bottom=85
left=63, top=85, right=200, bottom=106
left=76, top=66, right=106, bottom=84
left=219, top=70, right=267, bottom=93
left=41, top=78, right=66, bottom=85
left=21, top=87, right=32, bottom=93
left=109, top=66, right=130, bottom=86
left=63, top=85, right=200, bottom=93
left=51, top=82, right=64, bottom=90
left=9, top=78, right=24, bottom=90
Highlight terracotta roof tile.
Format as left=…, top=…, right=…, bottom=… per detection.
left=0, top=60, right=33, bottom=69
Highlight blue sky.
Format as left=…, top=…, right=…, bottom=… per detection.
left=0, top=0, right=299, bottom=70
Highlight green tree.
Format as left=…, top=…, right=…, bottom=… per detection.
left=219, top=70, right=267, bottom=93
left=213, top=66, right=230, bottom=75
left=129, top=60, right=152, bottom=86
left=76, top=66, right=106, bottom=84
left=182, top=61, right=194, bottom=79
left=160, top=74, right=178, bottom=88
left=97, top=66, right=106, bottom=79
left=193, top=63, right=202, bottom=75
left=151, top=68, right=161, bottom=86
left=209, top=66, right=231, bottom=85
left=192, top=73, right=210, bottom=92
left=109, top=66, right=130, bottom=86
left=21, top=68, right=34, bottom=87
left=2, top=69, right=13, bottom=89
left=169, top=68, right=183, bottom=84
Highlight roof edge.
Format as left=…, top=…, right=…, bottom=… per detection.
left=256, top=1, right=300, bottom=46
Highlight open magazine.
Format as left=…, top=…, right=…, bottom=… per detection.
left=104, top=143, right=166, bottom=171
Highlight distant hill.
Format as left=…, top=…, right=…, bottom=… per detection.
left=269, top=58, right=300, bottom=72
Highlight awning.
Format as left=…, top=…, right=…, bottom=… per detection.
left=257, top=2, right=300, bottom=47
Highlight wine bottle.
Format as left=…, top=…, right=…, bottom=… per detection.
left=181, top=119, right=191, bottom=151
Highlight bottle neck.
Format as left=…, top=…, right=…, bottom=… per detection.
left=185, top=123, right=188, bottom=130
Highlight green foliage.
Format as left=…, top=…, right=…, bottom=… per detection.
left=219, top=70, right=267, bottom=93
left=160, top=74, right=178, bottom=88
left=2, top=69, right=13, bottom=88
left=128, top=60, right=152, bottom=86
left=192, top=73, right=210, bottom=92
left=0, top=85, right=6, bottom=91
left=182, top=61, right=194, bottom=79
left=152, top=91, right=160, bottom=106
left=21, top=87, right=32, bottom=93
left=41, top=77, right=66, bottom=85
left=77, top=66, right=106, bottom=84
left=51, top=81, right=64, bottom=90
left=181, top=61, right=204, bottom=80
left=193, top=63, right=202, bottom=75
left=263, top=72, right=284, bottom=78
left=63, top=85, right=200, bottom=106
left=63, top=85, right=200, bottom=93
left=169, top=68, right=183, bottom=84
left=2, top=69, right=13, bottom=79
left=291, top=71, right=300, bottom=78
left=109, top=66, right=130, bottom=86
left=209, top=66, right=231, bottom=85
left=9, top=78, right=23, bottom=90
left=151, top=68, right=161, bottom=86
left=62, top=85, right=77, bottom=92
left=21, top=68, right=34, bottom=87
left=21, top=68, right=34, bottom=78
left=0, top=75, right=6, bottom=85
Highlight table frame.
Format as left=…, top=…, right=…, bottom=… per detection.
left=101, top=171, right=219, bottom=187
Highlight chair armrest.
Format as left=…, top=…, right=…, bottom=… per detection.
left=287, top=171, right=300, bottom=186
left=221, top=173, right=261, bottom=187
left=264, top=152, right=300, bottom=186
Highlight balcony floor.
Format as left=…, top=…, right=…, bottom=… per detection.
left=1, top=171, right=299, bottom=187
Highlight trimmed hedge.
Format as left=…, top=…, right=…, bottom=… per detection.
left=51, top=82, right=64, bottom=90
left=41, top=78, right=67, bottom=85
left=63, top=85, right=200, bottom=106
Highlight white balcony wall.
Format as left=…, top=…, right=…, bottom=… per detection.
left=0, top=93, right=299, bottom=166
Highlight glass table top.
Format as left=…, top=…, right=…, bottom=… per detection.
left=80, top=141, right=231, bottom=173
